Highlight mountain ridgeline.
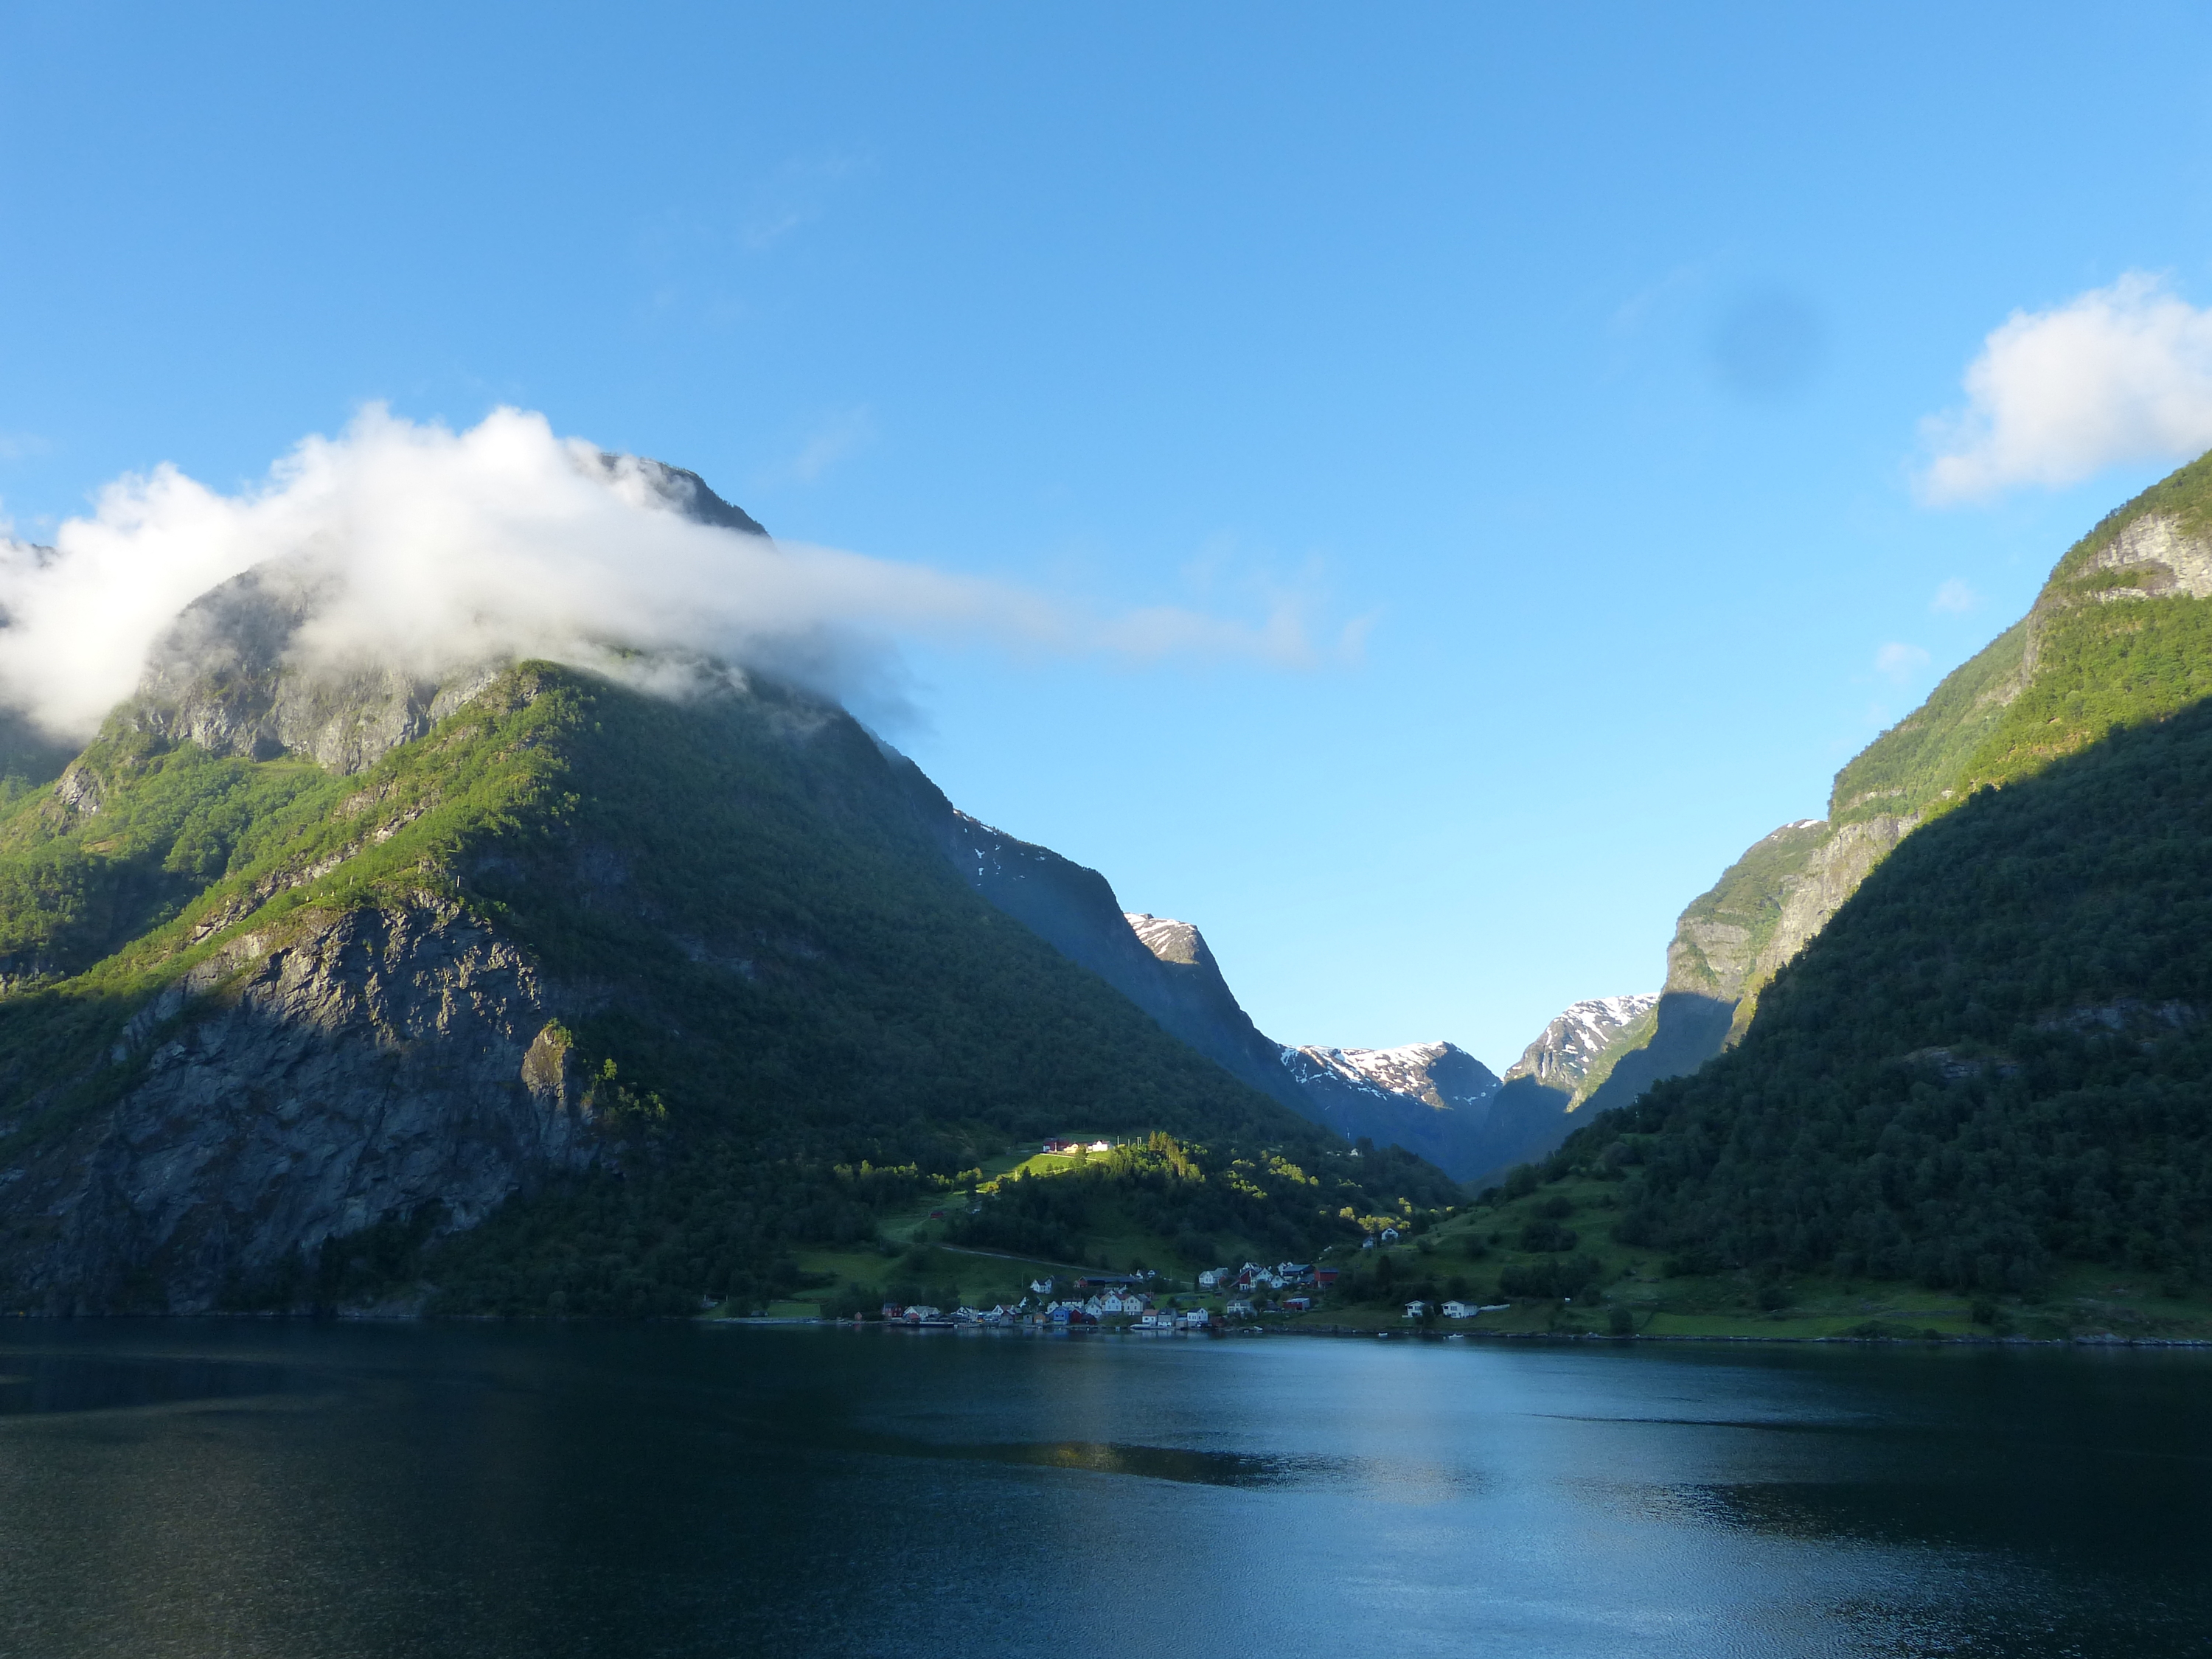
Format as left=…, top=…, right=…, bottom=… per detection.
left=0, top=471, right=1454, bottom=1315
left=1536, top=448, right=2212, bottom=1297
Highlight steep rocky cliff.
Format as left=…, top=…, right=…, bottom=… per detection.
left=0, top=897, right=594, bottom=1312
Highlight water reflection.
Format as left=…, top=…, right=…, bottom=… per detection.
left=0, top=1325, right=2205, bottom=1659
left=820, top=1428, right=1486, bottom=1498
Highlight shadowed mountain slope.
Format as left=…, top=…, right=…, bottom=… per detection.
left=1558, top=696, right=2212, bottom=1293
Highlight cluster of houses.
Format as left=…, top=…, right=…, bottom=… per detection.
left=1197, top=1262, right=1338, bottom=1293
left=876, top=1281, right=1214, bottom=1332
left=1039, top=1137, right=1117, bottom=1155
left=1405, top=1300, right=1512, bottom=1321
left=1193, top=1260, right=1340, bottom=1318
left=866, top=1260, right=1524, bottom=1333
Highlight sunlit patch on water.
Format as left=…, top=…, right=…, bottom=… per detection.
left=0, top=1354, right=293, bottom=1417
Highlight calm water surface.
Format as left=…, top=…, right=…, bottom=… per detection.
left=0, top=1321, right=2206, bottom=1658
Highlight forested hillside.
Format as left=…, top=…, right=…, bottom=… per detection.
left=1553, top=695, right=2212, bottom=1295
left=0, top=656, right=1453, bottom=1315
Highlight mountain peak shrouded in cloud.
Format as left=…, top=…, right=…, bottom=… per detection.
left=1920, top=273, right=2212, bottom=503
left=0, top=407, right=1335, bottom=744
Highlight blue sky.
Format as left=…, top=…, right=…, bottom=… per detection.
left=7, top=4, right=2212, bottom=1066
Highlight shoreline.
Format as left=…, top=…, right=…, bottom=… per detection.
left=716, top=1316, right=2212, bottom=1349
left=6, top=1310, right=2206, bottom=1348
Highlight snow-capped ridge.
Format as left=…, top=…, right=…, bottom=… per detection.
left=1501, top=992, right=1658, bottom=1089
left=1276, top=1038, right=1500, bottom=1118
left=1124, top=911, right=1208, bottom=968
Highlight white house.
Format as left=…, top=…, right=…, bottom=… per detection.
left=1403, top=1300, right=1428, bottom=1319
left=1441, top=1301, right=1477, bottom=1319
left=1029, top=1278, right=1054, bottom=1296
left=1197, top=1267, right=1228, bottom=1290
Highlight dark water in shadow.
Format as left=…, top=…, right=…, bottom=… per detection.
left=0, top=1323, right=2207, bottom=1658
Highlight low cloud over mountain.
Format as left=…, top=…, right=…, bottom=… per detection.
left=0, top=407, right=1332, bottom=742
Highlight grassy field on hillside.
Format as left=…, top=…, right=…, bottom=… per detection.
left=1281, top=1170, right=2212, bottom=1342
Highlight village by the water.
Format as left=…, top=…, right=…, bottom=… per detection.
left=869, top=1136, right=1511, bottom=1332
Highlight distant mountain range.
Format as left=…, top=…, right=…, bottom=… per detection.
left=1057, top=898, right=1655, bottom=1184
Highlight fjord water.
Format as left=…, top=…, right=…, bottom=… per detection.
left=0, top=1325, right=2206, bottom=1659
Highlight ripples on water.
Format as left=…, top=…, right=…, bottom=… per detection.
left=0, top=1323, right=2205, bottom=1658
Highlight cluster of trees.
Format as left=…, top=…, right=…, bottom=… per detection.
left=946, top=1132, right=1454, bottom=1267
left=1551, top=698, right=2212, bottom=1297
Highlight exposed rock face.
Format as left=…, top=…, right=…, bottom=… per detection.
left=0, top=896, right=597, bottom=1313
left=1662, top=814, right=1918, bottom=1009
left=623, top=458, right=768, bottom=536
left=128, top=557, right=508, bottom=775
left=1662, top=820, right=1829, bottom=1001
left=2077, top=512, right=2212, bottom=599
left=122, top=455, right=768, bottom=779
left=1501, top=994, right=1658, bottom=1093
left=1746, top=815, right=1916, bottom=995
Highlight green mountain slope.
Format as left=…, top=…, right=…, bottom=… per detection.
left=0, top=658, right=1453, bottom=1315
left=1553, top=448, right=2212, bottom=1142
left=1558, top=694, right=2212, bottom=1295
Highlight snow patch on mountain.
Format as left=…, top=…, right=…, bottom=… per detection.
left=1125, top=912, right=1206, bottom=967
left=1502, top=993, right=1659, bottom=1090
left=1278, top=1040, right=1500, bottom=1112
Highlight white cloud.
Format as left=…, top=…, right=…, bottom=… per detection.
left=1874, top=642, right=1930, bottom=684
left=1920, top=273, right=2212, bottom=503
left=0, top=406, right=1335, bottom=742
left=1930, top=577, right=1980, bottom=614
